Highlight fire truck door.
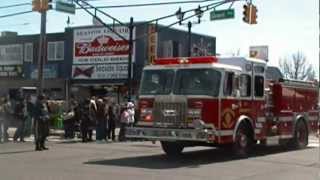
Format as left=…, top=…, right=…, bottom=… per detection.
left=252, top=64, right=266, bottom=137
left=238, top=73, right=253, bottom=122
left=220, top=72, right=240, bottom=135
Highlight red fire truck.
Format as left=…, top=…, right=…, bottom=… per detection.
left=126, top=56, right=319, bottom=156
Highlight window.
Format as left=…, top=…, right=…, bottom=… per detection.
left=140, top=70, right=174, bottom=95
left=254, top=66, right=265, bottom=74
left=224, top=72, right=235, bottom=96
left=254, top=76, right=264, bottom=97
left=24, top=43, right=33, bottom=62
left=240, top=74, right=251, bottom=97
left=161, top=40, right=173, bottom=57
left=47, top=41, right=64, bottom=61
left=174, top=69, right=221, bottom=97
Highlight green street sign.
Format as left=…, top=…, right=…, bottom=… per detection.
left=210, top=9, right=235, bottom=21
left=55, top=1, right=76, bottom=14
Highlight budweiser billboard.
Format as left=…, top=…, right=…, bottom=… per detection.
left=73, top=26, right=135, bottom=64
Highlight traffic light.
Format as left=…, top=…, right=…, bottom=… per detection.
left=32, top=0, right=41, bottom=12
left=243, top=4, right=250, bottom=23
left=243, top=4, right=258, bottom=25
left=32, top=0, right=52, bottom=12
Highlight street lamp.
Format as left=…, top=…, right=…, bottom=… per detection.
left=176, top=6, right=203, bottom=57
left=175, top=7, right=184, bottom=25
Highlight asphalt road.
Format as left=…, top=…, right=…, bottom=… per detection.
left=0, top=136, right=319, bottom=180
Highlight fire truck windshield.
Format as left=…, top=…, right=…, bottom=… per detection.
left=173, top=69, right=221, bottom=96
left=140, top=69, right=174, bottom=95
left=140, top=68, right=221, bottom=97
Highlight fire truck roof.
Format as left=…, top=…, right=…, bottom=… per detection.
left=148, top=56, right=266, bottom=72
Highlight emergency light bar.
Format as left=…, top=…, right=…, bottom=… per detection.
left=153, top=56, right=218, bottom=65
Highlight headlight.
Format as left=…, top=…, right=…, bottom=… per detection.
left=140, top=108, right=153, bottom=122
left=187, top=108, right=202, bottom=118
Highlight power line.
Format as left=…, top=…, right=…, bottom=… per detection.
left=76, top=0, right=218, bottom=9
left=0, top=3, right=31, bottom=10
left=134, top=0, right=233, bottom=41
left=0, top=11, right=33, bottom=19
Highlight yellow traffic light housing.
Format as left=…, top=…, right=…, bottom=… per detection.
left=32, top=0, right=52, bottom=12
left=251, top=5, right=258, bottom=24
left=32, top=0, right=41, bottom=12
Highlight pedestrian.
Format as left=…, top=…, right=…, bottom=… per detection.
left=34, top=94, right=50, bottom=151
left=107, top=102, right=116, bottom=141
left=95, top=99, right=107, bottom=142
left=1, top=97, right=12, bottom=142
left=127, top=102, right=135, bottom=127
left=88, top=96, right=97, bottom=141
left=0, top=99, right=5, bottom=143
left=80, top=98, right=91, bottom=142
left=64, top=100, right=78, bottom=139
left=24, top=95, right=35, bottom=137
left=118, top=104, right=129, bottom=142
left=13, top=96, right=27, bottom=142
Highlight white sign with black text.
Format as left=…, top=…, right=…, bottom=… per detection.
left=72, top=63, right=128, bottom=79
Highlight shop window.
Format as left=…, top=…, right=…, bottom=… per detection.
left=24, top=43, right=33, bottom=62
left=47, top=41, right=64, bottom=61
left=254, top=76, right=264, bottom=97
left=240, top=74, right=251, bottom=97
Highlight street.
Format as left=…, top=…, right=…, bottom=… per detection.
left=0, top=136, right=319, bottom=180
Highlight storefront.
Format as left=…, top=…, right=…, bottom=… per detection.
left=70, top=26, right=137, bottom=103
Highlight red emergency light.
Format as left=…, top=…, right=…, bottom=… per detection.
left=153, top=56, right=218, bottom=65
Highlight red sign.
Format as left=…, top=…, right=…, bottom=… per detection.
left=74, top=35, right=129, bottom=57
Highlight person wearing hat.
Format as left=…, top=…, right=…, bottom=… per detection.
left=34, top=94, right=50, bottom=151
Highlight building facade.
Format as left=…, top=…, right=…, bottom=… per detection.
left=0, top=23, right=216, bottom=102
left=0, top=32, right=68, bottom=99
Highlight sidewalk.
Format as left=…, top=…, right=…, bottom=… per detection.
left=6, top=127, right=121, bottom=143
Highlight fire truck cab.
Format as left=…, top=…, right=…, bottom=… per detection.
left=126, top=56, right=319, bottom=156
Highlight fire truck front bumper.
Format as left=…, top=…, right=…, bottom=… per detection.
left=126, top=127, right=216, bottom=142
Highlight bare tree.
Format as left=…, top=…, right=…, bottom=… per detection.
left=279, top=51, right=315, bottom=80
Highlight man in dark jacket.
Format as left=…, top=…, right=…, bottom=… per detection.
left=34, top=94, right=50, bottom=151
left=80, top=98, right=91, bottom=142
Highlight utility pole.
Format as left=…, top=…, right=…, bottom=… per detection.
left=127, top=17, right=134, bottom=102
left=187, top=21, right=192, bottom=57
left=37, top=11, right=47, bottom=96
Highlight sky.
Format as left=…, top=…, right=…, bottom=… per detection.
left=0, top=0, right=319, bottom=75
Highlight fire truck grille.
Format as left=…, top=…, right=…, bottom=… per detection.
left=153, top=101, right=188, bottom=128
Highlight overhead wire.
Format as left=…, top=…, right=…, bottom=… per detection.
left=76, top=0, right=218, bottom=9
left=0, top=11, right=33, bottom=19
left=0, top=3, right=31, bottom=10
left=134, top=0, right=241, bottom=41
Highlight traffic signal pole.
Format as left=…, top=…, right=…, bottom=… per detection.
left=37, top=11, right=47, bottom=96
left=127, top=17, right=134, bottom=102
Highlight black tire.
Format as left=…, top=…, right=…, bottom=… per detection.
left=160, top=141, right=184, bottom=157
left=233, top=123, right=253, bottom=157
left=292, top=120, right=308, bottom=149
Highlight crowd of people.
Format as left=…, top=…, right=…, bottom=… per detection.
left=0, top=92, right=136, bottom=151
left=0, top=93, right=50, bottom=151
left=64, top=96, right=135, bottom=143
